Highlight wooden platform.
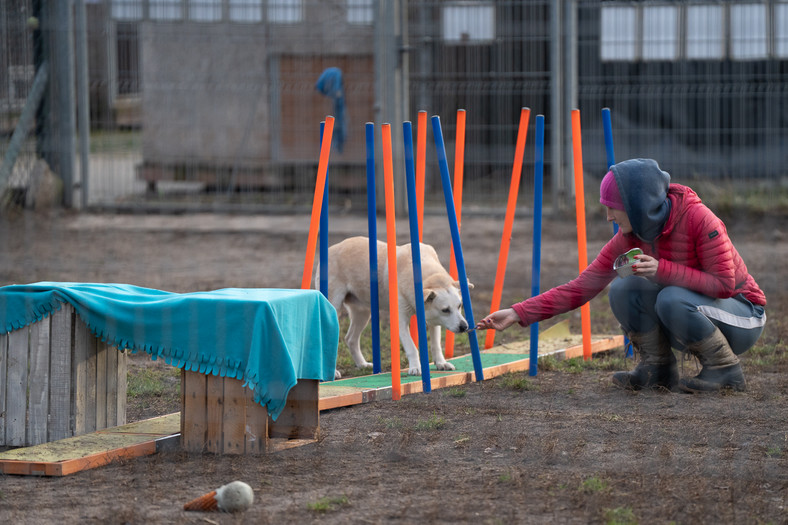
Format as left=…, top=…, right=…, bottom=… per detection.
left=0, top=329, right=624, bottom=476
left=0, top=413, right=179, bottom=476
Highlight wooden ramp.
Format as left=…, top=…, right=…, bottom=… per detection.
left=0, top=330, right=624, bottom=476
left=0, top=413, right=180, bottom=476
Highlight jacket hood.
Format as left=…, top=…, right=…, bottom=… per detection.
left=609, top=158, right=671, bottom=242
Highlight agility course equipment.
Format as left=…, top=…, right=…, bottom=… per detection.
left=529, top=115, right=545, bottom=376
left=571, top=109, right=593, bottom=360
left=319, top=121, right=330, bottom=297
left=381, top=123, right=402, bottom=399
left=365, top=123, right=383, bottom=373
left=0, top=107, right=637, bottom=477
left=408, top=110, right=429, bottom=353
left=403, top=121, right=433, bottom=391
left=431, top=115, right=484, bottom=382
left=485, top=107, right=531, bottom=350
left=602, top=107, right=633, bottom=358
left=301, top=115, right=334, bottom=290
left=445, top=108, right=467, bottom=359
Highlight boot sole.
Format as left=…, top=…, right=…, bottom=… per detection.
left=679, top=382, right=746, bottom=394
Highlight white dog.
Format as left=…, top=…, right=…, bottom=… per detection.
left=316, top=236, right=472, bottom=379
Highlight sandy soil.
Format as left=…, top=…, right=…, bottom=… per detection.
left=0, top=206, right=786, bottom=524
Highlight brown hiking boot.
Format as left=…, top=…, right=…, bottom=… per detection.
left=679, top=327, right=746, bottom=393
left=612, top=328, right=678, bottom=391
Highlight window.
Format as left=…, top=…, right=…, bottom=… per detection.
left=347, top=0, right=373, bottom=25
left=189, top=0, right=222, bottom=22
left=442, top=2, right=495, bottom=44
left=686, top=5, right=724, bottom=59
left=230, top=0, right=263, bottom=22
left=642, top=5, right=679, bottom=60
left=777, top=3, right=788, bottom=58
left=601, top=2, right=781, bottom=62
left=111, top=0, right=142, bottom=21
left=600, top=6, right=636, bottom=61
left=730, top=4, right=768, bottom=59
left=150, top=0, right=182, bottom=20
left=269, top=0, right=303, bottom=23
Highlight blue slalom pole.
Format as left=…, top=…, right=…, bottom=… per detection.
left=529, top=116, right=545, bottom=376
left=430, top=115, right=484, bottom=382
left=602, top=107, right=632, bottom=358
left=365, top=123, right=382, bottom=374
left=403, top=121, right=432, bottom=392
left=319, top=122, right=329, bottom=297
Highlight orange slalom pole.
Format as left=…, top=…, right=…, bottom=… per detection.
left=409, top=110, right=428, bottom=346
left=445, top=108, right=466, bottom=358
left=382, top=123, right=401, bottom=400
left=416, top=110, right=427, bottom=240
left=301, top=116, right=334, bottom=290
left=571, top=109, right=592, bottom=361
left=485, top=107, right=530, bottom=349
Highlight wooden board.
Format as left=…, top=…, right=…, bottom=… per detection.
left=0, top=305, right=127, bottom=447
left=0, top=413, right=179, bottom=476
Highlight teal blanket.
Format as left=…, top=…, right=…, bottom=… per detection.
left=0, top=282, right=339, bottom=420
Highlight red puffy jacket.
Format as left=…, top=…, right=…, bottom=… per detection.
left=511, top=184, right=766, bottom=326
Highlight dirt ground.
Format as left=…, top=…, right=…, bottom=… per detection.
left=0, top=205, right=786, bottom=524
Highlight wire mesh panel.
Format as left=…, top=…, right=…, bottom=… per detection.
left=577, top=0, right=788, bottom=181
left=1, top=0, right=786, bottom=213
left=408, top=0, right=554, bottom=210
left=0, top=0, right=39, bottom=207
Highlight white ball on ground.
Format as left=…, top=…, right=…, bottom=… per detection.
left=216, top=481, right=254, bottom=513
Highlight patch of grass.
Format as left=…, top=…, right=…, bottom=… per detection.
left=744, top=341, right=788, bottom=369
left=603, top=506, right=638, bottom=525
left=307, top=495, right=350, bottom=513
left=127, top=366, right=180, bottom=398
left=539, top=354, right=630, bottom=374
left=498, top=471, right=514, bottom=483
left=377, top=416, right=404, bottom=429
left=580, top=475, right=610, bottom=494
left=446, top=386, right=467, bottom=398
left=766, top=446, right=783, bottom=458
left=598, top=412, right=623, bottom=422
left=453, top=435, right=470, bottom=447
left=498, top=372, right=538, bottom=391
left=415, top=413, right=447, bottom=431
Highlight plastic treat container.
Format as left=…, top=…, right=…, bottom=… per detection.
left=613, top=248, right=643, bottom=277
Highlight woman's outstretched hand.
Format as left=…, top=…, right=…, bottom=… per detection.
left=475, top=308, right=520, bottom=332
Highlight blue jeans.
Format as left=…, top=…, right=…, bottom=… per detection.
left=608, top=276, right=766, bottom=354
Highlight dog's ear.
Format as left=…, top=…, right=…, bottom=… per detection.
left=424, top=290, right=437, bottom=304
left=453, top=280, right=474, bottom=290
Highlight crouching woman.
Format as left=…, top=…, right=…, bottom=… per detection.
left=476, top=158, right=766, bottom=392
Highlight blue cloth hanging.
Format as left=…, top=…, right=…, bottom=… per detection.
left=315, top=67, right=347, bottom=153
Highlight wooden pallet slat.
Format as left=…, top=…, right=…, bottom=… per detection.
left=95, top=340, right=108, bottom=430
left=27, top=320, right=51, bottom=446
left=49, top=307, right=74, bottom=442
left=6, top=329, right=29, bottom=446
left=0, top=331, right=8, bottom=443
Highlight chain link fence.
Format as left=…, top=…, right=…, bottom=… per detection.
left=2, top=0, right=786, bottom=215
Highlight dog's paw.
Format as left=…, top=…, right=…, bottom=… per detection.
left=408, top=365, right=421, bottom=376
left=435, top=361, right=456, bottom=372
left=357, top=361, right=373, bottom=369
left=334, top=369, right=342, bottom=380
